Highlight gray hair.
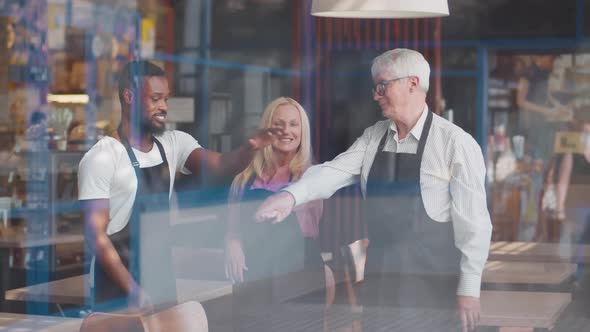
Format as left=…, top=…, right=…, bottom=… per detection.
left=371, top=48, right=430, bottom=92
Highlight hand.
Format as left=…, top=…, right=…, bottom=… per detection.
left=457, top=295, right=480, bottom=332
left=225, top=238, right=247, bottom=283
left=557, top=210, right=567, bottom=220
left=548, top=106, right=573, bottom=121
left=255, top=191, right=295, bottom=224
left=247, top=128, right=284, bottom=150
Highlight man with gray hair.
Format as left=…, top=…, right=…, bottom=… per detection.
left=255, top=48, right=491, bottom=331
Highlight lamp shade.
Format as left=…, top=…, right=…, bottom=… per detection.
left=311, top=0, right=449, bottom=18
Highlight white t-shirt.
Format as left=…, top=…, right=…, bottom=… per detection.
left=78, top=130, right=201, bottom=235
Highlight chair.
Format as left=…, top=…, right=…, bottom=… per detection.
left=79, top=311, right=144, bottom=332
left=328, top=239, right=367, bottom=332
left=79, top=301, right=208, bottom=332
left=491, top=182, right=522, bottom=241
left=143, top=301, right=208, bottom=332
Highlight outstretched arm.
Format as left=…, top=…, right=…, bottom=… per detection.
left=516, top=78, right=552, bottom=116
left=256, top=125, right=376, bottom=223
left=516, top=78, right=571, bottom=120
left=184, top=128, right=282, bottom=179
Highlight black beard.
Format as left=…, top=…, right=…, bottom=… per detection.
left=140, top=118, right=165, bottom=136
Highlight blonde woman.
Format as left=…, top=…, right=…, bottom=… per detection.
left=225, top=97, right=326, bottom=330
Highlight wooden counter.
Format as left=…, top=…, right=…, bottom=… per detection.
left=325, top=290, right=571, bottom=330
left=489, top=241, right=590, bottom=263
left=479, top=291, right=571, bottom=329
left=0, top=233, right=84, bottom=248
left=0, top=312, right=82, bottom=332
left=483, top=261, right=576, bottom=285
left=5, top=274, right=232, bottom=306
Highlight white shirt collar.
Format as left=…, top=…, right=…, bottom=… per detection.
left=389, top=104, right=429, bottom=141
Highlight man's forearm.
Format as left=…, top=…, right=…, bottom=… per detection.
left=286, top=164, right=359, bottom=206
left=520, top=100, right=551, bottom=116
left=455, top=224, right=490, bottom=298
left=95, top=235, right=139, bottom=294
left=219, top=144, right=255, bottom=177
left=225, top=203, right=242, bottom=240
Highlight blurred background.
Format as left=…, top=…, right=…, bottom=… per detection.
left=0, top=0, right=589, bottom=330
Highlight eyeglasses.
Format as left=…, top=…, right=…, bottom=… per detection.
left=372, top=76, right=411, bottom=96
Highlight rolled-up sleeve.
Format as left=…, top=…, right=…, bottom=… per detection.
left=449, top=133, right=493, bottom=298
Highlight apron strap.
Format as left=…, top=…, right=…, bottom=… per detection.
left=117, top=128, right=142, bottom=195
left=374, top=110, right=434, bottom=180
left=416, top=110, right=433, bottom=158
left=116, top=129, right=172, bottom=282
left=153, top=138, right=169, bottom=165
left=378, top=110, right=433, bottom=156
left=116, top=130, right=170, bottom=198
left=116, top=128, right=142, bottom=281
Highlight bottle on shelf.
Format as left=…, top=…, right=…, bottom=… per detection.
left=8, top=171, right=22, bottom=208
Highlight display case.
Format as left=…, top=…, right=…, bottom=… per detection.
left=8, top=151, right=85, bottom=274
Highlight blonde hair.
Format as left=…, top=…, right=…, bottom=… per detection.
left=229, top=97, right=312, bottom=202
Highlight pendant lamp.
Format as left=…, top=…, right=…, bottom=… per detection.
left=311, top=0, right=449, bottom=18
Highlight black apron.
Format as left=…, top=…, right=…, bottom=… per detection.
left=362, top=111, right=462, bottom=331
left=92, top=133, right=177, bottom=312
left=232, top=177, right=325, bottom=332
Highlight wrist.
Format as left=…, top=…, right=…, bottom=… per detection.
left=457, top=273, right=482, bottom=298
left=281, top=190, right=297, bottom=208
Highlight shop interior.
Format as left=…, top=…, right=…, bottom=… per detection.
left=0, top=0, right=589, bottom=331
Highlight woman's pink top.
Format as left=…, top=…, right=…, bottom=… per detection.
left=228, top=164, right=323, bottom=238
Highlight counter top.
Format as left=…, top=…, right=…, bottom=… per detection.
left=5, top=274, right=232, bottom=306
left=0, top=312, right=81, bottom=332
left=0, top=233, right=84, bottom=248
left=483, top=260, right=576, bottom=285
left=489, top=241, right=590, bottom=263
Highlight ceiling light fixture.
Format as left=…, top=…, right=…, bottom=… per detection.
left=311, top=0, right=449, bottom=18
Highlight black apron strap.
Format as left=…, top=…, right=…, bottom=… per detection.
left=416, top=110, right=433, bottom=158
left=114, top=130, right=170, bottom=286
left=378, top=109, right=433, bottom=156
left=116, top=129, right=142, bottom=281
left=375, top=109, right=433, bottom=181
left=117, top=128, right=143, bottom=198
left=153, top=138, right=168, bottom=165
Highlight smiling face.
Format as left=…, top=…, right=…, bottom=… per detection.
left=270, top=104, right=302, bottom=159
left=372, top=72, right=413, bottom=121
left=139, top=76, right=169, bottom=135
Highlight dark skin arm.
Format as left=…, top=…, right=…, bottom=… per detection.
left=83, top=128, right=280, bottom=299
left=184, top=128, right=283, bottom=178
left=83, top=199, right=140, bottom=295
